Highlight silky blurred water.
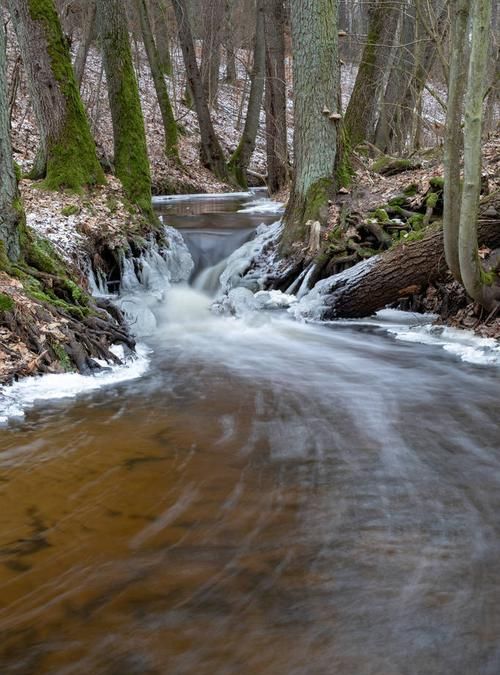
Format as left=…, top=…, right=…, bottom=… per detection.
left=0, top=194, right=499, bottom=675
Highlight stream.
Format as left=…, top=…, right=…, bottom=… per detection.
left=0, top=192, right=499, bottom=674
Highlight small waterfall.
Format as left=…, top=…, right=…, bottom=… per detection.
left=89, top=225, right=195, bottom=338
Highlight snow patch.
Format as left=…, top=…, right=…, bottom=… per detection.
left=0, top=345, right=151, bottom=426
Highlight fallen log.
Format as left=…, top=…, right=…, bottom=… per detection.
left=303, top=195, right=500, bottom=319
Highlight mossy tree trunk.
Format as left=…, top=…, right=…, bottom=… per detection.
left=172, top=0, right=229, bottom=182
left=0, top=19, right=21, bottom=262
left=282, top=0, right=340, bottom=254
left=96, top=0, right=153, bottom=216
left=7, top=0, right=104, bottom=191
left=135, top=0, right=179, bottom=162
left=264, top=0, right=289, bottom=194
left=344, top=0, right=400, bottom=148
left=227, top=0, right=265, bottom=188
left=457, top=0, right=496, bottom=310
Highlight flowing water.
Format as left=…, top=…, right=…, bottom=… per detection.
left=0, top=193, right=500, bottom=675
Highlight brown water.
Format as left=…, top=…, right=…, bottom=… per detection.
left=1, top=195, right=500, bottom=674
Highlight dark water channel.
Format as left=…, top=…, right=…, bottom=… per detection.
left=0, top=193, right=500, bottom=674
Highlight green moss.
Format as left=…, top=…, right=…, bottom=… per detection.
left=13, top=162, right=22, bottom=182
left=61, top=204, right=80, bottom=217
left=372, top=156, right=414, bottom=174
left=23, top=234, right=64, bottom=276
left=101, top=18, right=153, bottom=220
left=480, top=269, right=496, bottom=286
left=408, top=213, right=424, bottom=230
left=426, top=192, right=439, bottom=209
left=388, top=195, right=407, bottom=207
left=335, top=125, right=354, bottom=189
left=303, top=177, right=333, bottom=224
left=50, top=340, right=73, bottom=371
left=27, top=0, right=105, bottom=191
left=371, top=208, right=390, bottom=223
left=429, top=176, right=444, bottom=190
left=403, top=183, right=419, bottom=196
left=0, top=293, right=15, bottom=313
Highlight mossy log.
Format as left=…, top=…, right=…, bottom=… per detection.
left=313, top=194, right=500, bottom=319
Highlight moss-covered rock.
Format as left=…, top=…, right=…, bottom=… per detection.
left=61, top=204, right=80, bottom=217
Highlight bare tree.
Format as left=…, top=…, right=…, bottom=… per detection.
left=135, top=0, right=179, bottom=161
left=264, top=0, right=288, bottom=194
left=73, top=0, right=96, bottom=90
left=201, top=0, right=224, bottom=107
left=344, top=0, right=401, bottom=147
left=172, top=0, right=229, bottom=181
left=228, top=0, right=265, bottom=188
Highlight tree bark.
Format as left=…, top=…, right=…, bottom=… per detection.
left=282, top=0, right=339, bottom=253
left=151, top=0, right=173, bottom=75
left=311, top=201, right=500, bottom=320
left=224, top=0, right=237, bottom=83
left=200, top=0, right=224, bottom=107
left=443, top=0, right=470, bottom=283
left=74, top=0, right=96, bottom=90
left=0, top=20, right=21, bottom=262
left=458, top=0, right=495, bottom=309
left=264, top=0, right=288, bottom=194
left=172, top=0, right=229, bottom=181
left=227, top=0, right=265, bottom=188
left=136, top=0, right=179, bottom=161
left=7, top=0, right=104, bottom=191
left=344, top=0, right=401, bottom=147
left=96, top=0, right=153, bottom=216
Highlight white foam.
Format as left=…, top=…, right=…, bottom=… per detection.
left=388, top=324, right=500, bottom=366
left=237, top=198, right=284, bottom=214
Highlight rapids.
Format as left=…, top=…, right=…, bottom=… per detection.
left=0, top=192, right=499, bottom=675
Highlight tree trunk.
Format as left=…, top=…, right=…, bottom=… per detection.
left=458, top=0, right=495, bottom=310
left=151, top=0, right=173, bottom=75
left=443, top=0, right=470, bottom=283
left=136, top=0, right=179, bottom=161
left=0, top=20, right=21, bottom=262
left=96, top=0, right=153, bottom=216
left=344, top=0, right=401, bottom=147
left=374, top=3, right=416, bottom=153
left=228, top=0, right=265, bottom=188
left=74, top=0, right=96, bottom=90
left=282, top=0, right=339, bottom=253
left=172, top=0, right=229, bottom=182
left=7, top=0, right=104, bottom=191
left=201, top=0, right=224, bottom=107
left=308, top=201, right=500, bottom=320
left=264, top=0, right=288, bottom=194
left=224, top=0, right=237, bottom=83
